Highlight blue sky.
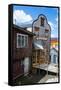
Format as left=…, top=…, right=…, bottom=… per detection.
left=13, top=5, right=59, bottom=38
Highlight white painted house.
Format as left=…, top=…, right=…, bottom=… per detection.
left=50, top=48, right=58, bottom=64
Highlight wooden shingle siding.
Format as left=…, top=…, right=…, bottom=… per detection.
left=12, top=28, right=33, bottom=60
left=11, top=25, right=34, bottom=79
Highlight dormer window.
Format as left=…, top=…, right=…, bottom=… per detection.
left=34, top=27, right=39, bottom=32
left=45, top=29, right=49, bottom=33
left=41, top=17, right=44, bottom=26
left=45, top=29, right=49, bottom=37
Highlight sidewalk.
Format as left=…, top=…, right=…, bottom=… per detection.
left=38, top=74, right=58, bottom=83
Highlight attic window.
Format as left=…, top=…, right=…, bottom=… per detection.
left=41, top=17, right=44, bottom=26
left=34, top=27, right=39, bottom=32
left=45, top=29, right=49, bottom=33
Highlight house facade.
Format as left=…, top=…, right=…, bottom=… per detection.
left=50, top=48, right=58, bottom=64
left=32, top=14, right=51, bottom=66
left=11, top=25, right=35, bottom=79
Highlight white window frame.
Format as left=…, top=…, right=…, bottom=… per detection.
left=17, top=33, right=28, bottom=48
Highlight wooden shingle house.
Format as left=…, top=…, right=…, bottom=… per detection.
left=32, top=14, right=51, bottom=68
left=11, top=25, right=35, bottom=79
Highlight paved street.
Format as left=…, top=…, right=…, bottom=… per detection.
left=38, top=74, right=58, bottom=83
left=14, top=68, right=58, bottom=85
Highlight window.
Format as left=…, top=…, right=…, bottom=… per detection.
left=25, top=36, right=27, bottom=47
left=18, top=35, right=21, bottom=47
left=45, top=29, right=49, bottom=33
left=45, top=29, right=49, bottom=37
left=34, top=27, right=39, bottom=32
left=41, top=17, right=44, bottom=26
left=17, top=33, right=28, bottom=48
left=22, top=36, right=24, bottom=47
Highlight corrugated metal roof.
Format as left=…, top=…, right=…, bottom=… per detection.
left=34, top=43, right=44, bottom=50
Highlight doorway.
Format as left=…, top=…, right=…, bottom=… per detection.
left=24, top=57, right=30, bottom=75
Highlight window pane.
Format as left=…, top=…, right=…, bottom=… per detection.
left=22, top=36, right=24, bottom=47
left=17, top=34, right=28, bottom=48
left=25, top=36, right=28, bottom=47
left=18, top=35, right=21, bottom=47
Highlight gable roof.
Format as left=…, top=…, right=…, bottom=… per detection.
left=13, top=24, right=35, bottom=36
left=34, top=43, right=44, bottom=50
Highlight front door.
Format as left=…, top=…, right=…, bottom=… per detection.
left=24, top=57, right=30, bottom=75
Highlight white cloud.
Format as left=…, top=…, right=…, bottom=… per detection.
left=51, top=34, right=56, bottom=38
left=48, top=21, right=54, bottom=30
left=51, top=33, right=58, bottom=38
left=48, top=21, right=58, bottom=38
left=55, top=16, right=58, bottom=22
left=51, top=34, right=54, bottom=37
left=13, top=10, right=33, bottom=25
left=27, top=27, right=32, bottom=32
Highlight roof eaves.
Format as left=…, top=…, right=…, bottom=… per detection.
left=13, top=24, right=35, bottom=36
